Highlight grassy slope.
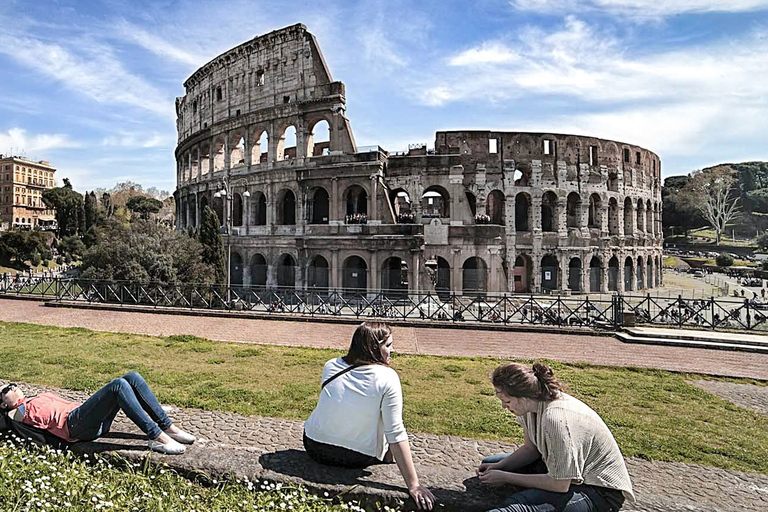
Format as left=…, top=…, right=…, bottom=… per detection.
left=0, top=321, right=766, bottom=474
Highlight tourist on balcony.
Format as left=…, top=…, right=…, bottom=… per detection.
left=304, top=322, right=435, bottom=510
left=1, top=372, right=195, bottom=455
left=477, top=362, right=633, bottom=512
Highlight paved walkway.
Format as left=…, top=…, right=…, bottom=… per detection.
left=1, top=299, right=768, bottom=379
left=691, top=380, right=768, bottom=418
left=7, top=382, right=767, bottom=512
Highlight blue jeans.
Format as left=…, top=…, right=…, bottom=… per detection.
left=67, top=372, right=172, bottom=441
left=483, top=454, right=620, bottom=512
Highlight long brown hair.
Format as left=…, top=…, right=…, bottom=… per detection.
left=343, top=322, right=392, bottom=366
left=491, top=362, right=565, bottom=401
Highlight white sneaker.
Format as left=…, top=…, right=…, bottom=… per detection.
left=165, top=429, right=196, bottom=445
left=148, top=438, right=186, bottom=455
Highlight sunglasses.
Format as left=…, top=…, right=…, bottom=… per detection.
left=0, top=383, right=17, bottom=397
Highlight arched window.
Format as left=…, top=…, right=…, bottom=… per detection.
left=278, top=126, right=297, bottom=161
left=308, top=255, right=329, bottom=291
left=250, top=254, right=267, bottom=287
left=277, top=189, right=296, bottom=225
left=647, top=257, right=653, bottom=288
left=515, top=193, right=531, bottom=232
left=307, top=120, right=330, bottom=157
left=213, top=139, right=225, bottom=172
left=232, top=192, right=243, bottom=227
left=646, top=200, right=653, bottom=236
left=568, top=258, right=582, bottom=292
left=624, top=197, right=634, bottom=235
left=566, top=192, right=581, bottom=228
left=342, top=256, right=367, bottom=294
left=390, top=189, right=413, bottom=223
left=230, top=134, right=245, bottom=167
left=636, top=199, right=645, bottom=232
left=636, top=256, right=644, bottom=290
left=462, top=257, right=487, bottom=295
left=436, top=257, right=451, bottom=299
left=541, top=192, right=557, bottom=232
left=345, top=185, right=368, bottom=222
left=485, top=190, right=505, bottom=225
left=310, top=187, right=330, bottom=224
left=251, top=192, right=267, bottom=226
left=230, top=252, right=244, bottom=287
left=608, top=256, right=619, bottom=292
left=200, top=144, right=210, bottom=175
left=624, top=257, right=634, bottom=291
left=588, top=194, right=601, bottom=229
left=252, top=130, right=269, bottom=165
left=513, top=254, right=532, bottom=293
left=188, top=197, right=197, bottom=228
left=277, top=253, right=296, bottom=289
left=541, top=255, right=558, bottom=290
left=589, top=256, right=601, bottom=292
left=421, top=186, right=450, bottom=219
left=381, top=257, right=408, bottom=298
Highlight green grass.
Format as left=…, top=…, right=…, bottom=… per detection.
left=0, top=435, right=393, bottom=511
left=0, top=321, right=766, bottom=474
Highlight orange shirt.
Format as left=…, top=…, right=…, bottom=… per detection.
left=21, top=392, right=81, bottom=442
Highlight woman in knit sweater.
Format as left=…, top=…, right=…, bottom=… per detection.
left=477, top=363, right=634, bottom=512
left=304, top=322, right=435, bottom=510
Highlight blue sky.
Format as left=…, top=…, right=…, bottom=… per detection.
left=1, top=0, right=768, bottom=194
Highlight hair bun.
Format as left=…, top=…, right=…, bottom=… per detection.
left=532, top=362, right=552, bottom=379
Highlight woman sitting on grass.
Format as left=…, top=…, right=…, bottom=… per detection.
left=303, top=322, right=435, bottom=510
left=0, top=371, right=195, bottom=455
left=477, top=363, right=634, bottom=512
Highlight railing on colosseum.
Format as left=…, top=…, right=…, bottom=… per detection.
left=1, top=275, right=767, bottom=332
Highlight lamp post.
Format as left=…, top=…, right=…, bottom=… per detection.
left=214, top=180, right=249, bottom=304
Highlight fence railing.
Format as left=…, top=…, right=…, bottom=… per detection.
left=1, top=276, right=766, bottom=332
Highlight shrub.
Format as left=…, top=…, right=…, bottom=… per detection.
left=716, top=253, right=734, bottom=267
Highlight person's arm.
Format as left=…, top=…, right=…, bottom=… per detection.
left=478, top=470, right=571, bottom=493
left=389, top=440, right=435, bottom=510
left=477, top=429, right=539, bottom=474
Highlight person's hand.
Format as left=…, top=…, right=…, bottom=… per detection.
left=476, top=461, right=497, bottom=476
left=478, top=469, right=510, bottom=487
left=409, top=484, right=435, bottom=510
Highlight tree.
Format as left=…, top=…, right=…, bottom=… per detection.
left=84, top=191, right=98, bottom=231
left=662, top=176, right=706, bottom=239
left=126, top=196, right=163, bottom=220
left=59, top=235, right=86, bottom=261
left=42, top=178, right=85, bottom=237
left=198, top=206, right=225, bottom=284
left=102, top=192, right=114, bottom=217
left=681, top=167, right=741, bottom=245
left=0, top=231, right=52, bottom=265
left=716, top=253, right=734, bottom=267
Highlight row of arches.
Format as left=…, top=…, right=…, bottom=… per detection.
left=178, top=120, right=331, bottom=182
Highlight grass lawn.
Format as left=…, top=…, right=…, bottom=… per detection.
left=0, top=434, right=384, bottom=511
left=0, top=321, right=766, bottom=474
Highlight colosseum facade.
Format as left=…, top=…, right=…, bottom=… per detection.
left=174, top=24, right=663, bottom=296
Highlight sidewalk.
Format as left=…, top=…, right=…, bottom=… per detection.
left=1, top=299, right=767, bottom=379
left=12, top=382, right=768, bottom=512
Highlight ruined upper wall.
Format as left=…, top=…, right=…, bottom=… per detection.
left=175, top=24, right=351, bottom=145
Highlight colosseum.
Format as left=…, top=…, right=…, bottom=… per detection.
left=174, top=24, right=663, bottom=297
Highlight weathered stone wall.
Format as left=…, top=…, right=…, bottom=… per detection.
left=175, top=25, right=663, bottom=296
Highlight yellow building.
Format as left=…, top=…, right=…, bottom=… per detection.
left=0, top=155, right=57, bottom=230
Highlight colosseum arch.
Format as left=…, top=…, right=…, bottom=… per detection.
left=250, top=191, right=267, bottom=225
left=250, top=129, right=268, bottom=166
left=541, top=254, right=559, bottom=291
left=277, top=253, right=296, bottom=289
left=213, top=138, right=225, bottom=173
left=276, top=188, right=296, bottom=225
left=589, top=256, right=601, bottom=292
left=230, top=132, right=246, bottom=168
left=435, top=256, right=451, bottom=299
left=636, top=198, right=645, bottom=232
left=381, top=256, right=409, bottom=298
left=624, top=257, right=634, bottom=291
left=277, top=125, right=297, bottom=161
left=390, top=188, right=413, bottom=223
left=422, top=186, right=450, bottom=219
left=513, top=254, right=532, bottom=293
left=646, top=199, right=653, bottom=236
left=250, top=254, right=268, bottom=287
left=190, top=150, right=199, bottom=180
left=344, top=184, right=368, bottom=219
left=342, top=255, right=368, bottom=294
left=307, top=255, right=330, bottom=291
left=636, top=256, right=645, bottom=290
left=200, top=143, right=210, bottom=175
left=623, top=197, right=634, bottom=235
left=647, top=256, right=653, bottom=288
left=588, top=193, right=601, bottom=229
left=232, top=192, right=244, bottom=227
left=462, top=256, right=487, bottom=295
left=566, top=192, right=582, bottom=229
left=230, top=251, right=244, bottom=287
left=541, top=191, right=558, bottom=232
left=309, top=186, right=330, bottom=224
left=306, top=119, right=331, bottom=157
left=515, top=192, right=531, bottom=231
left=568, top=257, right=582, bottom=292
left=187, top=196, right=197, bottom=228
left=609, top=256, right=619, bottom=291
left=486, top=190, right=505, bottom=225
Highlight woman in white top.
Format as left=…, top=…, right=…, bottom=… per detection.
left=477, top=363, right=634, bottom=512
left=304, top=322, right=435, bottom=510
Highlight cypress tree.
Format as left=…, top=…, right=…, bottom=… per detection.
left=198, top=206, right=225, bottom=284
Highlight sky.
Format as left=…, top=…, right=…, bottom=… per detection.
left=1, top=0, right=767, bottom=194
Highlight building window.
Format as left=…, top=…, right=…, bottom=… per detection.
left=257, top=70, right=265, bottom=86
left=216, top=86, right=223, bottom=101
left=623, top=148, right=630, bottom=162
left=635, top=151, right=641, bottom=165
left=589, top=146, right=598, bottom=166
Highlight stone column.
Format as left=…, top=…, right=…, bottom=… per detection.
left=209, top=137, right=215, bottom=174
left=581, top=253, right=589, bottom=294
left=411, top=250, right=420, bottom=295
left=617, top=205, right=625, bottom=237
left=244, top=191, right=250, bottom=233
left=600, top=199, right=609, bottom=237
left=244, top=130, right=251, bottom=168
left=370, top=250, right=379, bottom=293
left=532, top=255, right=542, bottom=294
left=506, top=247, right=516, bottom=293
left=617, top=257, right=625, bottom=294
left=224, top=135, right=231, bottom=173
left=331, top=249, right=340, bottom=291
left=195, top=191, right=201, bottom=227
left=532, top=194, right=543, bottom=236
left=559, top=254, right=569, bottom=292
left=489, top=247, right=499, bottom=293
left=370, top=175, right=379, bottom=222
left=601, top=261, right=609, bottom=293
left=452, top=248, right=462, bottom=295
left=557, top=197, right=567, bottom=237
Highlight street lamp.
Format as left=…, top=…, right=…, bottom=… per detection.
left=214, top=182, right=249, bottom=304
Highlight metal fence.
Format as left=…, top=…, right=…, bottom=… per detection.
left=1, top=275, right=766, bottom=332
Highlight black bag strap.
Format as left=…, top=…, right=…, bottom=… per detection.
left=321, top=364, right=362, bottom=389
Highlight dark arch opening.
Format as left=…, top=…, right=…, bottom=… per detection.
left=381, top=257, right=409, bottom=298
left=250, top=254, right=267, bottom=288
left=310, top=188, right=330, bottom=224
left=541, top=254, right=558, bottom=291
left=278, top=190, right=296, bottom=225
left=462, top=257, right=487, bottom=296
left=515, top=193, right=530, bottom=232
left=277, top=253, right=296, bottom=289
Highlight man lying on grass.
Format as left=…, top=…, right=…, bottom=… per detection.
left=0, top=372, right=195, bottom=454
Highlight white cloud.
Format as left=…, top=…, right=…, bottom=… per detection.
left=510, top=0, right=768, bottom=17
left=114, top=20, right=202, bottom=67
left=102, top=133, right=174, bottom=149
left=0, top=31, right=173, bottom=118
left=448, top=42, right=519, bottom=66
left=0, top=128, right=82, bottom=153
